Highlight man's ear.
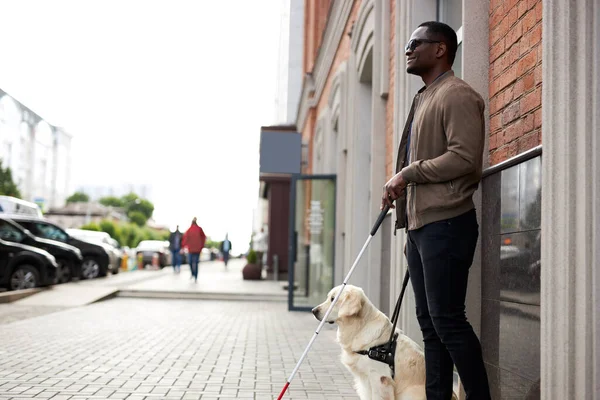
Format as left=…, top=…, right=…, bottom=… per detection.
left=435, top=41, right=447, bottom=60
left=338, top=290, right=363, bottom=318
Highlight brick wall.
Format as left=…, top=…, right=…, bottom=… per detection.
left=489, top=0, right=543, bottom=165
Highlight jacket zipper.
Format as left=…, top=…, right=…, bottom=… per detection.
left=407, top=95, right=420, bottom=229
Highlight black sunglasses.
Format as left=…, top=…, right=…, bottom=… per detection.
left=405, top=39, right=441, bottom=52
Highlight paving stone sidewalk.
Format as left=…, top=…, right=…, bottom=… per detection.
left=0, top=298, right=359, bottom=400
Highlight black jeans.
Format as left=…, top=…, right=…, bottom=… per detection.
left=406, top=209, right=491, bottom=400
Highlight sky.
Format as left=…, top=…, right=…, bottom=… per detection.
left=0, top=0, right=285, bottom=252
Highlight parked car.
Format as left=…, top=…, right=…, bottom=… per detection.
left=0, top=238, right=58, bottom=290
left=0, top=216, right=83, bottom=284
left=136, top=240, right=172, bottom=268
left=66, top=229, right=121, bottom=275
left=0, top=196, right=43, bottom=218
left=2, top=215, right=111, bottom=280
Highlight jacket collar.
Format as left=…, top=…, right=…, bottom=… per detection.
left=417, top=69, right=454, bottom=94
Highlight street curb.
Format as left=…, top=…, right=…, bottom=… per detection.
left=89, top=289, right=120, bottom=304
left=116, top=289, right=287, bottom=302
left=0, top=288, right=47, bottom=303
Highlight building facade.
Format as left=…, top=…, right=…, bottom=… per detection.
left=293, top=0, right=599, bottom=398
left=0, top=90, right=73, bottom=211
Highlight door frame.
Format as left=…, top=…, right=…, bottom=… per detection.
left=288, top=174, right=337, bottom=312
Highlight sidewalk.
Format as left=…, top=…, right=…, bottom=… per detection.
left=119, top=259, right=287, bottom=301
left=0, top=297, right=359, bottom=399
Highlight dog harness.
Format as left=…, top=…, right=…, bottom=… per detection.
left=353, top=271, right=410, bottom=380
left=354, top=333, right=399, bottom=379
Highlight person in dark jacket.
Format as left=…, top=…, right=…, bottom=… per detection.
left=169, top=225, right=183, bottom=273
left=182, top=217, right=206, bottom=282
left=219, top=234, right=232, bottom=267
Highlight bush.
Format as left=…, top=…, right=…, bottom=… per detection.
left=246, top=249, right=258, bottom=264
left=128, top=211, right=147, bottom=227
left=80, top=222, right=100, bottom=231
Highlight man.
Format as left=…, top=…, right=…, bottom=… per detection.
left=382, top=21, right=491, bottom=399
left=169, top=225, right=183, bottom=273
left=182, top=217, right=206, bottom=283
left=219, top=234, right=232, bottom=267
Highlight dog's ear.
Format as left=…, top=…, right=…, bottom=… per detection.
left=338, top=289, right=363, bottom=318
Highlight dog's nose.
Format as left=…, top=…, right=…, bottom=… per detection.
left=311, top=307, right=318, bottom=316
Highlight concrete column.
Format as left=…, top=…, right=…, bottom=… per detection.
left=541, top=0, right=600, bottom=398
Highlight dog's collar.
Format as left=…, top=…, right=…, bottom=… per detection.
left=354, top=333, right=398, bottom=379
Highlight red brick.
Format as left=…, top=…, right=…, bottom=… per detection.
left=535, top=1, right=543, bottom=21
left=502, top=102, right=521, bottom=125
left=490, top=38, right=505, bottom=62
left=499, top=64, right=518, bottom=91
left=508, top=43, right=521, bottom=64
left=490, top=0, right=504, bottom=14
left=491, top=147, right=509, bottom=165
left=503, top=120, right=522, bottom=142
left=537, top=41, right=543, bottom=60
left=521, top=114, right=535, bottom=135
left=539, top=127, right=543, bottom=143
left=520, top=33, right=531, bottom=56
left=489, top=133, right=499, bottom=150
left=491, top=16, right=509, bottom=46
left=517, top=50, right=537, bottom=75
left=506, top=21, right=523, bottom=48
left=490, top=113, right=502, bottom=133
left=508, top=0, right=520, bottom=9
left=523, top=10, right=537, bottom=32
left=520, top=87, right=542, bottom=114
left=490, top=97, right=501, bottom=115
left=490, top=5, right=505, bottom=28
left=527, top=0, right=538, bottom=10
left=518, top=0, right=529, bottom=17
left=503, top=85, right=515, bottom=107
left=508, top=7, right=519, bottom=28
left=530, top=23, right=542, bottom=45
left=508, top=140, right=519, bottom=157
left=518, top=132, right=539, bottom=152
left=534, top=109, right=542, bottom=128
left=534, top=63, right=542, bottom=84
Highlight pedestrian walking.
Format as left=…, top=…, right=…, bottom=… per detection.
left=168, top=225, right=183, bottom=273
left=219, top=234, right=232, bottom=267
left=383, top=21, right=491, bottom=400
left=182, top=217, right=206, bottom=283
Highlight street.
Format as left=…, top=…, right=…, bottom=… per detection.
left=0, top=262, right=359, bottom=400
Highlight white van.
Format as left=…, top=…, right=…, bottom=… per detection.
left=0, top=196, right=43, bottom=217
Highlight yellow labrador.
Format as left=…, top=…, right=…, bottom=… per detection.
left=313, top=285, right=457, bottom=400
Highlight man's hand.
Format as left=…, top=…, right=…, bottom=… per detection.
left=381, top=171, right=407, bottom=210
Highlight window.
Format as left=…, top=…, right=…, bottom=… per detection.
left=0, top=221, right=25, bottom=242
left=35, top=223, right=68, bottom=242
left=438, top=0, right=463, bottom=78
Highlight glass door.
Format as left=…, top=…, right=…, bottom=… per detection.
left=288, top=175, right=336, bottom=311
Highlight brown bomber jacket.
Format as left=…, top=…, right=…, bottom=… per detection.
left=394, top=70, right=485, bottom=232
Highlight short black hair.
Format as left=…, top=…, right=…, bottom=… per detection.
left=418, top=21, right=458, bottom=65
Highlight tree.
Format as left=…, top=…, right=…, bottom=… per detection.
left=0, top=160, right=22, bottom=198
left=66, top=192, right=90, bottom=203
left=99, top=196, right=124, bottom=208
left=128, top=211, right=147, bottom=227
left=121, top=192, right=154, bottom=221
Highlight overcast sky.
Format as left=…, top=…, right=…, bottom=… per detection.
left=0, top=0, right=284, bottom=251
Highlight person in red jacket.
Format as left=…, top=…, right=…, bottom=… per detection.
left=182, top=217, right=206, bottom=282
